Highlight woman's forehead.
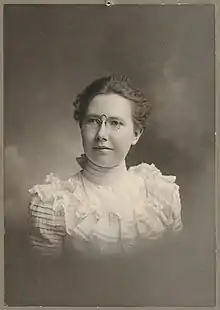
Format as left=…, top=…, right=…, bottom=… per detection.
left=87, top=93, right=133, bottom=119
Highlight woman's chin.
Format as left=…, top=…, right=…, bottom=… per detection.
left=93, top=160, right=116, bottom=168
left=88, top=155, right=118, bottom=169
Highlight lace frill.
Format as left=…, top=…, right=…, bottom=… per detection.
left=29, top=163, right=183, bottom=256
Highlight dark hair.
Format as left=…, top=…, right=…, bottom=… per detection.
left=73, top=74, right=152, bottom=130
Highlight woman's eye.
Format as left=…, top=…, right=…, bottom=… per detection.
left=110, top=120, right=120, bottom=126
left=111, top=121, right=119, bottom=126
left=87, top=118, right=99, bottom=125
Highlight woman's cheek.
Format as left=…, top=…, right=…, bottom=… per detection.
left=112, top=135, right=132, bottom=157
left=82, top=130, right=96, bottom=145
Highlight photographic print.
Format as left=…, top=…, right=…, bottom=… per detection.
left=4, top=4, right=216, bottom=307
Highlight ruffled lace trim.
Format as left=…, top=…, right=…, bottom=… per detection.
left=129, top=163, right=177, bottom=182
left=29, top=163, right=183, bottom=255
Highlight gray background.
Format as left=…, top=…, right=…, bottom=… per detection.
left=4, top=4, right=216, bottom=306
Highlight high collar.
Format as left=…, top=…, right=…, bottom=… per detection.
left=76, top=154, right=128, bottom=186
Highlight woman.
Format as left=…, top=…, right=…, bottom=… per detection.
left=27, top=75, right=183, bottom=305
left=29, top=74, right=182, bottom=259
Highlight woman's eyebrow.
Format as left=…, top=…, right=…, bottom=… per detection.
left=86, top=114, right=125, bottom=122
left=86, top=114, right=100, bottom=118
left=108, top=116, right=125, bottom=122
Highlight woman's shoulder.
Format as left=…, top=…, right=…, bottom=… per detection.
left=129, top=163, right=182, bottom=232
left=129, top=163, right=177, bottom=184
left=129, top=163, right=179, bottom=196
left=28, top=172, right=81, bottom=214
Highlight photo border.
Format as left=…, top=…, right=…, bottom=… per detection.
left=0, top=1, right=219, bottom=310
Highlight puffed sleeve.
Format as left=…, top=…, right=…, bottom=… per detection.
left=130, top=163, right=183, bottom=234
left=28, top=174, right=67, bottom=257
left=169, top=182, right=183, bottom=232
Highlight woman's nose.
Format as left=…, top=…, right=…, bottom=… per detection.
left=96, top=121, right=108, bottom=141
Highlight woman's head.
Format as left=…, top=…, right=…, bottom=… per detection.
left=73, top=75, right=152, bottom=168
left=73, top=74, right=151, bottom=130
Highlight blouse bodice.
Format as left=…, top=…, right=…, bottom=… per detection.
left=28, top=163, right=182, bottom=258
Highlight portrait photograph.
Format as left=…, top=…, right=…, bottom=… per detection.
left=4, top=3, right=216, bottom=307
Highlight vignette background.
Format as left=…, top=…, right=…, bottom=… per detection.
left=4, top=4, right=216, bottom=306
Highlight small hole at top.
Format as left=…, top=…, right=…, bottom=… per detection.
left=106, top=1, right=112, bottom=6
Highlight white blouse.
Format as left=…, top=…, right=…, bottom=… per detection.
left=28, top=163, right=183, bottom=258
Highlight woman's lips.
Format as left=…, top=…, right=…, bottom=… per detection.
left=93, top=146, right=113, bottom=152
left=93, top=146, right=113, bottom=150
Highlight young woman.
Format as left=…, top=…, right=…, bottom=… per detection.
left=28, top=75, right=183, bottom=259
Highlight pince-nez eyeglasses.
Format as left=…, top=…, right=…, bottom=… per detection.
left=83, top=114, right=122, bottom=131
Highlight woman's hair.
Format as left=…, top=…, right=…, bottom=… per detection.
left=73, top=74, right=152, bottom=130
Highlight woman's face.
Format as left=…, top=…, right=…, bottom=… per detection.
left=81, top=93, right=142, bottom=168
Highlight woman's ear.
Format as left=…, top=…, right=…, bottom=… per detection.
left=131, top=128, right=143, bottom=146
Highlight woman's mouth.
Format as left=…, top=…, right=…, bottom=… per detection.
left=93, top=146, right=113, bottom=152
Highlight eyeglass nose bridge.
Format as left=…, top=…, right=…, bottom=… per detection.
left=97, top=114, right=108, bottom=128
left=96, top=115, right=109, bottom=141
left=99, top=114, right=108, bottom=123
left=97, top=114, right=109, bottom=132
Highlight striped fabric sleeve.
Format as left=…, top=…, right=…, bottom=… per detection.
left=28, top=193, right=67, bottom=257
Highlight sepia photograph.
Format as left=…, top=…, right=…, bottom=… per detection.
left=4, top=4, right=216, bottom=307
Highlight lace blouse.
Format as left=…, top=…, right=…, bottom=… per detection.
left=28, top=163, right=183, bottom=258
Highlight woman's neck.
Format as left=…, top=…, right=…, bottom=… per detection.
left=81, top=157, right=128, bottom=186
